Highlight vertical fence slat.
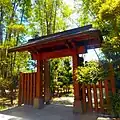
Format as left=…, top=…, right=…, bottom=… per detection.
left=26, top=73, right=28, bottom=104
left=28, top=74, right=30, bottom=104
left=33, top=73, right=36, bottom=100
left=29, top=73, right=31, bottom=105
left=28, top=74, right=30, bottom=105
left=104, top=80, right=109, bottom=108
left=99, top=81, right=103, bottom=112
left=24, top=73, right=27, bottom=104
left=82, top=84, right=86, bottom=112
left=30, top=73, right=33, bottom=105
left=31, top=73, right=34, bottom=105
left=21, top=73, right=24, bottom=104
left=26, top=74, right=28, bottom=104
left=35, top=73, right=36, bottom=98
left=29, top=74, right=31, bottom=105
left=31, top=74, right=33, bottom=104
left=93, top=84, right=98, bottom=112
left=18, top=73, right=22, bottom=105
left=87, top=85, right=92, bottom=112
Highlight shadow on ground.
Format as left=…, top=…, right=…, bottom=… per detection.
left=0, top=97, right=97, bottom=120
left=0, top=104, right=78, bottom=120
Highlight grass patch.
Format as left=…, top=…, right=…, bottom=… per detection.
left=0, top=97, right=18, bottom=111
left=0, top=105, right=7, bottom=111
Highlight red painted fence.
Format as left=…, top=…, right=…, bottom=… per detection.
left=18, top=64, right=116, bottom=114
left=81, top=79, right=115, bottom=113
left=18, top=72, right=37, bottom=105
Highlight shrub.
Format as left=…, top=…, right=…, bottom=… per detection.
left=76, top=61, right=108, bottom=84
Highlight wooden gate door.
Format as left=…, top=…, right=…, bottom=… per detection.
left=18, top=73, right=37, bottom=105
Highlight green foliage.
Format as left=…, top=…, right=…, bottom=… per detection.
left=50, top=57, right=72, bottom=93
left=8, top=24, right=25, bottom=35
left=109, top=93, right=120, bottom=117
left=58, top=57, right=72, bottom=85
left=0, top=105, right=7, bottom=111
left=98, top=0, right=120, bottom=21
left=101, top=37, right=120, bottom=62
left=0, top=0, right=12, bottom=9
left=0, top=77, right=10, bottom=90
left=28, top=0, right=72, bottom=36
left=0, top=40, right=30, bottom=91
left=75, top=0, right=120, bottom=87
left=76, top=61, right=108, bottom=84
left=0, top=0, right=32, bottom=43
left=77, top=0, right=120, bottom=63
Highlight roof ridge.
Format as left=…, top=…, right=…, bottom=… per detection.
left=28, top=24, right=92, bottom=42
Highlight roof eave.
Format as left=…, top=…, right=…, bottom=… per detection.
left=8, top=29, right=102, bottom=53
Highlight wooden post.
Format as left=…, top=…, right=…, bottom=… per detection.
left=36, top=60, right=41, bottom=97
left=104, top=80, right=109, bottom=105
left=33, top=55, right=44, bottom=109
left=33, top=73, right=36, bottom=103
left=93, top=84, right=98, bottom=112
left=18, top=72, right=22, bottom=106
left=82, top=84, right=86, bottom=112
left=24, top=74, right=27, bottom=104
left=72, top=53, right=82, bottom=113
left=88, top=85, right=92, bottom=112
left=27, top=74, right=29, bottom=104
left=44, top=59, right=51, bottom=104
left=99, top=81, right=103, bottom=112
left=21, top=73, right=24, bottom=104
left=30, top=73, right=33, bottom=105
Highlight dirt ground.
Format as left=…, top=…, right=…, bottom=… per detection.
left=0, top=97, right=100, bottom=120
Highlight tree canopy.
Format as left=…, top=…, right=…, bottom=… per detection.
left=0, top=0, right=74, bottom=102
left=76, top=0, right=120, bottom=63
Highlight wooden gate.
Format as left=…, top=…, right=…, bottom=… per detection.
left=18, top=72, right=37, bottom=105
left=81, top=79, right=116, bottom=113
left=18, top=65, right=116, bottom=114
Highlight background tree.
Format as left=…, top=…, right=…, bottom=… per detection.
left=0, top=0, right=32, bottom=105
left=0, top=0, right=74, bottom=106
left=76, top=61, right=108, bottom=84
left=75, top=0, right=120, bottom=63
left=50, top=57, right=72, bottom=96
left=28, top=0, right=73, bottom=36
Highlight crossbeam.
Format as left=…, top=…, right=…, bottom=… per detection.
left=31, top=46, right=86, bottom=60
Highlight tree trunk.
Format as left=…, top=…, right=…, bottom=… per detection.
left=0, top=6, right=3, bottom=43
left=1, top=88, right=6, bottom=97
left=10, top=88, right=14, bottom=105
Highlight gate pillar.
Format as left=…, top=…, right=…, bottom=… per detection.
left=33, top=56, right=44, bottom=109
left=44, top=60, right=51, bottom=104
left=72, top=53, right=82, bottom=113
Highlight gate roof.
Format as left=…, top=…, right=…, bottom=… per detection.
left=8, top=24, right=103, bottom=55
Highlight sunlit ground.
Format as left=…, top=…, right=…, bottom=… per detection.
left=51, top=96, right=74, bottom=106
left=0, top=114, right=22, bottom=120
